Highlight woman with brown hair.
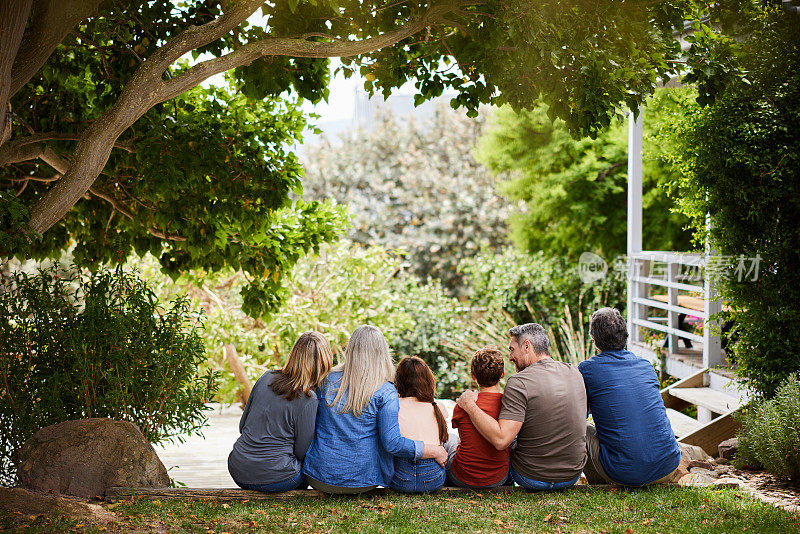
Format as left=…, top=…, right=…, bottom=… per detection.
left=389, top=356, right=450, bottom=493
left=228, top=331, right=333, bottom=492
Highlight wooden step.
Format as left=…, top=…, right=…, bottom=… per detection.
left=679, top=411, right=741, bottom=457
left=665, top=408, right=702, bottom=438
left=668, top=387, right=742, bottom=414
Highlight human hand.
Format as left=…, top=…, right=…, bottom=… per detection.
left=456, top=389, right=478, bottom=408
left=433, top=445, right=448, bottom=468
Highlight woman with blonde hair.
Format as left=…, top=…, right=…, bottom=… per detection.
left=302, top=325, right=448, bottom=494
left=228, top=331, right=333, bottom=492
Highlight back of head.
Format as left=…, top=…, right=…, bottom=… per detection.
left=508, top=323, right=549, bottom=354
left=589, top=307, right=628, bottom=352
left=331, top=325, right=394, bottom=417
left=471, top=346, right=505, bottom=387
left=271, top=330, right=334, bottom=400
left=394, top=356, right=448, bottom=443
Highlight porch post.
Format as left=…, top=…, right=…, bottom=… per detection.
left=627, top=107, right=644, bottom=342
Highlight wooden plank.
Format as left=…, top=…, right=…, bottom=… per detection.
left=660, top=368, right=707, bottom=410
left=665, top=408, right=701, bottom=438
left=647, top=295, right=707, bottom=316
left=631, top=318, right=704, bottom=343
left=679, top=411, right=741, bottom=457
left=668, top=388, right=742, bottom=415
left=106, top=485, right=616, bottom=502
left=631, top=275, right=705, bottom=293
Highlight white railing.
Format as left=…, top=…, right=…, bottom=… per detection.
left=627, top=251, right=723, bottom=369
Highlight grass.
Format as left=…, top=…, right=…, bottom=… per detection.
left=2, top=486, right=799, bottom=533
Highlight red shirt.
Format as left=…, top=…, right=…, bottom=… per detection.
left=451, top=392, right=509, bottom=486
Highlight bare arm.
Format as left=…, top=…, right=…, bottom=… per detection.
left=456, top=390, right=522, bottom=451
left=420, top=443, right=448, bottom=467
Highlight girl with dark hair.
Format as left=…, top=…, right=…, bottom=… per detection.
left=390, top=356, right=449, bottom=493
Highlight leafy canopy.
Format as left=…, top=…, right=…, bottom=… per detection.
left=476, top=90, right=694, bottom=259
left=1, top=0, right=734, bottom=315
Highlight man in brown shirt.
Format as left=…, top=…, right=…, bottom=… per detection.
left=456, top=323, right=587, bottom=490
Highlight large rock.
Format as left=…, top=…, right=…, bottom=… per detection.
left=670, top=443, right=714, bottom=482
left=17, top=418, right=170, bottom=498
left=718, top=437, right=739, bottom=461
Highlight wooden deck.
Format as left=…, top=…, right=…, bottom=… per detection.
left=154, top=408, right=241, bottom=488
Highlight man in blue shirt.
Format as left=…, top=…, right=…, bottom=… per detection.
left=579, top=307, right=681, bottom=486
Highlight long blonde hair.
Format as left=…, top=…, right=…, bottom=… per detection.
left=330, top=325, right=394, bottom=417
left=270, top=331, right=333, bottom=400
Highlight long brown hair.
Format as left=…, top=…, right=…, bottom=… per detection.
left=271, top=331, right=333, bottom=400
left=394, top=356, right=448, bottom=443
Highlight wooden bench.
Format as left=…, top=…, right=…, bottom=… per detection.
left=105, top=485, right=617, bottom=502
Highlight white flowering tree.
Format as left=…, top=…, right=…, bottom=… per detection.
left=303, top=106, right=512, bottom=293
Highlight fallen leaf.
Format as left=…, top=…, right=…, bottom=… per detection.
left=624, top=529, right=633, bottom=534
left=543, top=514, right=552, bottom=522
left=221, top=503, right=230, bottom=509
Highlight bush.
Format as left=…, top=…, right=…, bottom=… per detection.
left=736, top=374, right=800, bottom=481
left=139, top=241, right=466, bottom=400
left=459, top=248, right=626, bottom=329
left=0, top=265, right=217, bottom=485
left=303, top=106, right=511, bottom=294
left=662, top=10, right=800, bottom=397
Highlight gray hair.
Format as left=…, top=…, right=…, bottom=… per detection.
left=589, top=307, right=628, bottom=351
left=508, top=323, right=549, bottom=355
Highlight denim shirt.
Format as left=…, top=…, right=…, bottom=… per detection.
left=302, top=371, right=424, bottom=487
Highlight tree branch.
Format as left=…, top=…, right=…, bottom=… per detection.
left=88, top=185, right=187, bottom=242
left=26, top=0, right=265, bottom=236
left=1, top=0, right=34, bottom=147
left=161, top=2, right=464, bottom=102
left=25, top=1, right=471, bottom=238
left=9, top=0, right=105, bottom=97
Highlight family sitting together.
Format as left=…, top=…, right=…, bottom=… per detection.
left=228, top=307, right=681, bottom=494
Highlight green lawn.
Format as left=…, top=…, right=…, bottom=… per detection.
left=3, top=486, right=799, bottom=533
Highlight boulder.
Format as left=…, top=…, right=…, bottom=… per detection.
left=670, top=443, right=715, bottom=482
left=679, top=442, right=713, bottom=462
left=17, top=418, right=170, bottom=498
left=688, top=460, right=715, bottom=471
left=718, top=438, right=739, bottom=461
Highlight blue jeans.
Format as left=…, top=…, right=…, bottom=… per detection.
left=510, top=465, right=578, bottom=491
left=390, top=457, right=445, bottom=493
left=235, top=470, right=305, bottom=493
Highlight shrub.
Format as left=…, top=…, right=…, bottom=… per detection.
left=459, top=248, right=626, bottom=329
left=661, top=10, right=800, bottom=397
left=303, top=106, right=511, bottom=294
left=140, top=241, right=466, bottom=400
left=0, top=265, right=217, bottom=485
left=735, top=374, right=800, bottom=481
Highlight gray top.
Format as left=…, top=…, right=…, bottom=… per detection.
left=227, top=371, right=317, bottom=485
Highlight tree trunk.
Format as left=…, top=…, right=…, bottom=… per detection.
left=224, top=344, right=252, bottom=408
left=0, top=0, right=33, bottom=147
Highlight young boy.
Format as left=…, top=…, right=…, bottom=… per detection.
left=447, top=346, right=510, bottom=487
